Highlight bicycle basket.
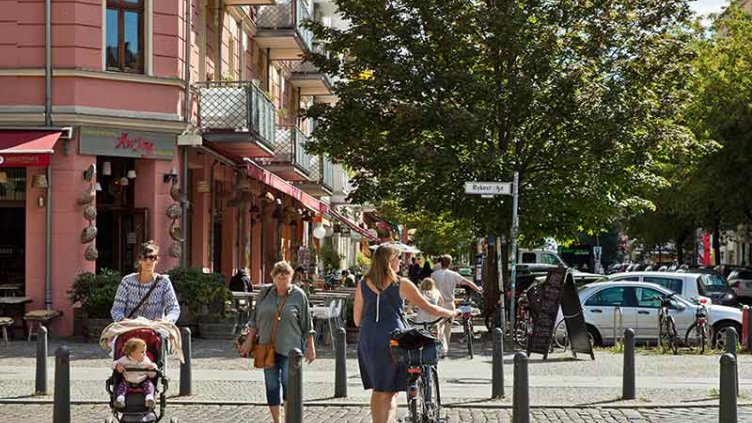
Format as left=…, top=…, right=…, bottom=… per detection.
left=390, top=328, right=442, bottom=366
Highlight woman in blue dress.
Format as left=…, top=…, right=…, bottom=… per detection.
left=354, top=245, right=458, bottom=423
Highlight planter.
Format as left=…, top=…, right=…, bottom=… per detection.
left=198, top=317, right=238, bottom=340
left=73, top=307, right=87, bottom=339
left=86, top=318, right=112, bottom=342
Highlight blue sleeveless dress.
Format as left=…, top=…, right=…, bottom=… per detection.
left=357, top=279, right=407, bottom=392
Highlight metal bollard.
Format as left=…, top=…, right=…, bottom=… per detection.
left=725, top=327, right=738, bottom=396
left=35, top=326, right=48, bottom=395
left=613, top=307, right=623, bottom=346
left=719, top=353, right=737, bottom=423
left=334, top=327, right=347, bottom=398
left=512, top=352, right=529, bottom=423
left=53, top=346, right=70, bottom=423
left=492, top=327, right=505, bottom=399
left=286, top=348, right=304, bottom=423
left=622, top=328, right=635, bottom=400
left=180, top=327, right=192, bottom=396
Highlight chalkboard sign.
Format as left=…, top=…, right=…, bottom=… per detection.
left=526, top=268, right=567, bottom=357
left=526, top=268, right=594, bottom=360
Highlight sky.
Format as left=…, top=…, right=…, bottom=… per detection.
left=690, top=0, right=730, bottom=15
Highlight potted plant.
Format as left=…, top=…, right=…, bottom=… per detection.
left=343, top=297, right=359, bottom=343
left=68, top=268, right=121, bottom=341
left=170, top=268, right=236, bottom=339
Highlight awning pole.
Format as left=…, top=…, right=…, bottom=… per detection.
left=44, top=164, right=52, bottom=310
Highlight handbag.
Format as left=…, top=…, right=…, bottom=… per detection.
left=253, top=290, right=288, bottom=369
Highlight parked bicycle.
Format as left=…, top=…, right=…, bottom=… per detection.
left=684, top=302, right=709, bottom=354
left=457, top=299, right=480, bottom=359
left=653, top=293, right=679, bottom=355
left=391, top=316, right=451, bottom=423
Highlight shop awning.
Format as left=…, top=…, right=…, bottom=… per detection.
left=0, top=131, right=62, bottom=167
left=245, top=161, right=328, bottom=214
left=328, top=208, right=377, bottom=240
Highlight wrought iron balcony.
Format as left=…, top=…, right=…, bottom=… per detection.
left=255, top=0, right=314, bottom=59
left=289, top=60, right=333, bottom=96
left=263, top=124, right=316, bottom=181
left=194, top=80, right=276, bottom=156
left=298, top=154, right=334, bottom=196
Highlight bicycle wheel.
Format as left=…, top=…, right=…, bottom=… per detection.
left=514, top=319, right=528, bottom=349
left=465, top=320, right=474, bottom=359
left=699, top=323, right=707, bottom=354
left=423, top=366, right=441, bottom=423
left=668, top=318, right=678, bottom=355
left=408, top=377, right=424, bottom=423
left=684, top=322, right=698, bottom=350
left=552, top=319, right=569, bottom=350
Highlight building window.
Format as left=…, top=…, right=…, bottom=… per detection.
left=106, top=0, right=145, bottom=73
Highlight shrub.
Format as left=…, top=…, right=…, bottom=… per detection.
left=68, top=268, right=122, bottom=319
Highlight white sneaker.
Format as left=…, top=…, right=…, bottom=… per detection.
left=114, top=395, right=125, bottom=409
left=145, top=395, right=155, bottom=409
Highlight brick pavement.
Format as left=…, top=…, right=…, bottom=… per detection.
left=1, top=404, right=751, bottom=422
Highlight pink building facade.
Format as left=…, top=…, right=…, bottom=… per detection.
left=0, top=0, right=367, bottom=337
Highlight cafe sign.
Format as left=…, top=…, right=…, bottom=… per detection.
left=0, top=153, right=50, bottom=167
left=79, top=127, right=175, bottom=160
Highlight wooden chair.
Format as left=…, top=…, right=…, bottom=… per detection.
left=0, top=317, right=13, bottom=346
left=24, top=309, right=63, bottom=341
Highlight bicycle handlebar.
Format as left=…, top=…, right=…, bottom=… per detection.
left=406, top=316, right=453, bottom=326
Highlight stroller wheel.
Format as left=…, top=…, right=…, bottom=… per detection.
left=105, top=418, right=114, bottom=423
left=170, top=418, right=178, bottom=423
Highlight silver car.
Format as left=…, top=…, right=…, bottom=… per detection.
left=728, top=269, right=752, bottom=299
left=556, top=281, right=742, bottom=348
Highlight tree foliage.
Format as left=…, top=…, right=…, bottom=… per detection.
left=306, top=0, right=706, bottom=245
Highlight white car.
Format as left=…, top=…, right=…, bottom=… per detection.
left=556, top=281, right=741, bottom=347
left=603, top=271, right=713, bottom=305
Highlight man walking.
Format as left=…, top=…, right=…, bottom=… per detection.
left=408, top=257, right=422, bottom=283
left=432, top=255, right=482, bottom=357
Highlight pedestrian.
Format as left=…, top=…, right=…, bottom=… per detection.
left=354, top=245, right=458, bottom=423
left=342, top=269, right=356, bottom=287
left=111, top=240, right=181, bottom=324
left=414, top=277, right=444, bottom=324
left=420, top=260, right=433, bottom=279
left=431, top=255, right=482, bottom=357
left=112, top=337, right=158, bottom=409
left=238, top=261, right=316, bottom=423
left=408, top=257, right=422, bottom=283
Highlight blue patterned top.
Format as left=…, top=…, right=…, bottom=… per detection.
left=110, top=273, right=181, bottom=323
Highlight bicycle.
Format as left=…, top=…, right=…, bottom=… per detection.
left=684, top=303, right=709, bottom=354
left=653, top=293, right=678, bottom=355
left=513, top=295, right=531, bottom=349
left=457, top=299, right=480, bottom=359
left=391, top=316, right=451, bottom=423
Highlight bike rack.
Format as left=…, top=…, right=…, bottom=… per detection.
left=613, top=306, right=623, bottom=346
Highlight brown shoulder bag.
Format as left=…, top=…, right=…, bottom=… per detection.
left=253, top=293, right=288, bottom=369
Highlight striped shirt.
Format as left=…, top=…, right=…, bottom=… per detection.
left=111, top=273, right=181, bottom=323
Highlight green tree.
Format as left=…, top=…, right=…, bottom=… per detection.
left=308, top=0, right=704, bottom=241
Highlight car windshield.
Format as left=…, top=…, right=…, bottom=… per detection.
left=702, top=274, right=729, bottom=292
left=695, top=276, right=710, bottom=296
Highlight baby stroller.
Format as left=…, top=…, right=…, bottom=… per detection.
left=105, top=329, right=177, bottom=423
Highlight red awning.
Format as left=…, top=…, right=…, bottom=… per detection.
left=0, top=131, right=62, bottom=167
left=328, top=209, right=377, bottom=240
left=245, top=162, right=328, bottom=214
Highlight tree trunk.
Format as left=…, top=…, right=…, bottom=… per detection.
left=483, top=238, right=499, bottom=319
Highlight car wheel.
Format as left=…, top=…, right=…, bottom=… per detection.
left=713, top=322, right=741, bottom=350
left=587, top=325, right=602, bottom=347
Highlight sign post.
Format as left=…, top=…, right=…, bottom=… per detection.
left=464, top=172, right=520, bottom=336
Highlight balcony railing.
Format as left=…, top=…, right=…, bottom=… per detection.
left=195, top=80, right=276, bottom=148
left=305, top=154, right=334, bottom=191
left=256, top=0, right=313, bottom=52
left=273, top=124, right=316, bottom=177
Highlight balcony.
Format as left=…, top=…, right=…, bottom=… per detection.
left=289, top=60, right=333, bottom=96
left=297, top=154, right=334, bottom=196
left=194, top=80, right=276, bottom=158
left=225, top=0, right=275, bottom=4
left=255, top=0, right=314, bottom=60
left=263, top=124, right=316, bottom=181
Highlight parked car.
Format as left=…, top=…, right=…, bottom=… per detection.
left=603, top=272, right=713, bottom=305
left=555, top=281, right=742, bottom=347
left=683, top=268, right=738, bottom=306
left=728, top=269, right=752, bottom=299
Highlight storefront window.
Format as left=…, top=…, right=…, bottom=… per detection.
left=106, top=0, right=145, bottom=73
left=0, top=168, right=26, bottom=201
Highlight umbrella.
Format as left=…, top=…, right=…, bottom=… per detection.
left=369, top=241, right=421, bottom=254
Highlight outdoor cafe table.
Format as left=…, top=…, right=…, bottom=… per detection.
left=0, top=296, right=32, bottom=338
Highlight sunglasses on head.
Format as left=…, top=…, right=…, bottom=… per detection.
left=141, top=255, right=158, bottom=262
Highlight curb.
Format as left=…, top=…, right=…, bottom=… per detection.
left=1, top=398, right=750, bottom=409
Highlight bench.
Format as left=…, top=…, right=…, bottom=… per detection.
left=24, top=309, right=63, bottom=341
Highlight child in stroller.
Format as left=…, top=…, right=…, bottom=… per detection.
left=105, top=328, right=177, bottom=423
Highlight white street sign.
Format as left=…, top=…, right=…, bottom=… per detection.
left=464, top=181, right=512, bottom=196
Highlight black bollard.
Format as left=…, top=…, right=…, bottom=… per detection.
left=719, top=353, right=737, bottom=423
left=334, top=327, right=347, bottom=398
left=492, top=327, right=505, bottom=399
left=53, top=346, right=70, bottom=423
left=725, top=327, right=738, bottom=396
left=622, top=328, right=635, bottom=400
left=512, top=352, right=529, bottom=423
left=35, top=326, right=48, bottom=396
left=286, top=348, right=304, bottom=423
left=180, top=327, right=192, bottom=396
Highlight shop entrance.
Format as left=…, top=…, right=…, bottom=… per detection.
left=95, top=158, right=149, bottom=275
left=0, top=168, right=26, bottom=294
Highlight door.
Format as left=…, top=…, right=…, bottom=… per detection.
left=96, top=208, right=149, bottom=275
left=582, top=286, right=638, bottom=344
left=636, top=287, right=694, bottom=340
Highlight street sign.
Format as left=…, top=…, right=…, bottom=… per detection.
left=464, top=181, right=512, bottom=196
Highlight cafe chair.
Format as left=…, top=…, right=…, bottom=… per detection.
left=312, top=299, right=343, bottom=350
left=24, top=309, right=63, bottom=341
left=0, top=317, right=12, bottom=346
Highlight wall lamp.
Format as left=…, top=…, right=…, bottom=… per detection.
left=163, top=167, right=178, bottom=183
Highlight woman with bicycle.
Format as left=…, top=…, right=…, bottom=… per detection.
left=354, top=245, right=458, bottom=423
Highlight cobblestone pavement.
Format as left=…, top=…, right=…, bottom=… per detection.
left=1, top=404, right=751, bottom=422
